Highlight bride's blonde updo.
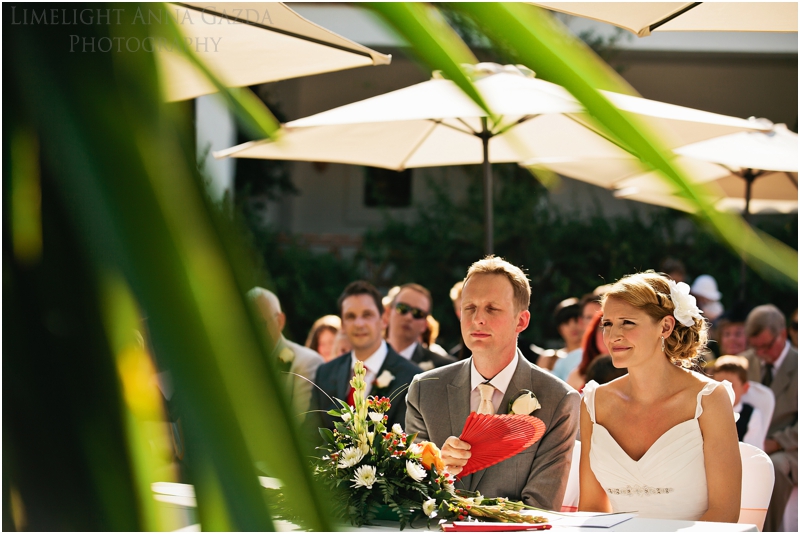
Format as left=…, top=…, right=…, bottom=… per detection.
left=601, top=271, right=708, bottom=367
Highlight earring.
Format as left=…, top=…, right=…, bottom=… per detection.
left=661, top=336, right=665, bottom=352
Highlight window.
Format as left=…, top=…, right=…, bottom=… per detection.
left=363, top=167, right=412, bottom=208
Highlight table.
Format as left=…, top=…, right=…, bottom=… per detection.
left=154, top=482, right=758, bottom=532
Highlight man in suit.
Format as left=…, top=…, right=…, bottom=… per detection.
left=406, top=256, right=580, bottom=510
left=312, top=281, right=421, bottom=433
left=249, top=288, right=323, bottom=415
left=386, top=283, right=456, bottom=371
left=746, top=305, right=797, bottom=532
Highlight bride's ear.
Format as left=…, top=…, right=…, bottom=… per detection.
left=661, top=315, right=676, bottom=337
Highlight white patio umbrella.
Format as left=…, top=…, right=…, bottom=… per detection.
left=158, top=3, right=391, bottom=102
left=532, top=2, right=798, bottom=37
left=215, top=63, right=768, bottom=254
left=528, top=123, right=798, bottom=298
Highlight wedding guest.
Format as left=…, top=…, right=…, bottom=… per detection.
left=579, top=272, right=740, bottom=522
left=329, top=329, right=351, bottom=361
left=691, top=274, right=724, bottom=322
left=538, top=298, right=581, bottom=373
left=552, top=293, right=602, bottom=381
left=385, top=283, right=455, bottom=370
left=311, top=281, right=421, bottom=432
left=566, top=312, right=610, bottom=391
left=745, top=305, right=797, bottom=532
left=406, top=256, right=579, bottom=510
left=717, top=304, right=751, bottom=357
left=448, top=280, right=472, bottom=361
left=305, top=315, right=341, bottom=361
left=248, top=288, right=323, bottom=414
left=711, top=356, right=768, bottom=450
left=422, top=314, right=450, bottom=358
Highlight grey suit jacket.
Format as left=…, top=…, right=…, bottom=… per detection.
left=405, top=351, right=580, bottom=510
left=767, top=345, right=797, bottom=472
left=280, top=337, right=324, bottom=415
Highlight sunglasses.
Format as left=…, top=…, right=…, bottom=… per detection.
left=394, top=302, right=428, bottom=320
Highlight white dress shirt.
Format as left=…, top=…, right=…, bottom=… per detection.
left=351, top=340, right=388, bottom=397
left=398, top=341, right=418, bottom=360
left=469, top=354, right=519, bottom=414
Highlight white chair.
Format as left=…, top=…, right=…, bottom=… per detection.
left=561, top=440, right=581, bottom=512
left=739, top=442, right=775, bottom=531
left=782, top=485, right=798, bottom=532
left=740, top=381, right=775, bottom=450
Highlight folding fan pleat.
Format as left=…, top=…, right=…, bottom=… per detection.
left=457, top=413, right=546, bottom=479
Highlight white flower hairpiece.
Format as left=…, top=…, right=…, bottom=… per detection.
left=668, top=280, right=703, bottom=327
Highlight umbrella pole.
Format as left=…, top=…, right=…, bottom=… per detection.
left=481, top=118, right=493, bottom=256
left=739, top=170, right=755, bottom=301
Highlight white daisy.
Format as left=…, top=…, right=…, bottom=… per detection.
left=422, top=498, right=437, bottom=517
left=337, top=446, right=365, bottom=469
left=351, top=465, right=378, bottom=489
left=406, top=460, right=427, bottom=482
left=409, top=443, right=424, bottom=455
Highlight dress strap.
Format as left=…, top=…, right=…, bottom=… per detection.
left=694, top=379, right=735, bottom=419
left=582, top=380, right=600, bottom=423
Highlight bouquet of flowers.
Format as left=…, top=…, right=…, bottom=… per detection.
left=313, top=361, right=546, bottom=530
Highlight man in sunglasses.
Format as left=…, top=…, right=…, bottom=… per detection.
left=386, top=283, right=456, bottom=371
left=745, top=304, right=797, bottom=532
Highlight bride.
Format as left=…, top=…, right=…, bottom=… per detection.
left=579, top=271, right=741, bottom=522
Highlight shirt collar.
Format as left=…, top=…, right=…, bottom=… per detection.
left=470, top=352, right=519, bottom=395
left=773, top=340, right=791, bottom=371
left=351, top=340, right=389, bottom=374
left=398, top=341, right=418, bottom=360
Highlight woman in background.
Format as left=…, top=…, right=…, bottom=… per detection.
left=566, top=312, right=609, bottom=391
left=305, top=315, right=341, bottom=361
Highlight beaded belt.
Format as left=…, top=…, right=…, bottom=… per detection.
left=606, top=485, right=674, bottom=497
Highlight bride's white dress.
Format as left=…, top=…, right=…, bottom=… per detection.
left=583, top=378, right=734, bottom=520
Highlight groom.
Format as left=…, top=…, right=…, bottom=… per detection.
left=405, top=256, right=580, bottom=510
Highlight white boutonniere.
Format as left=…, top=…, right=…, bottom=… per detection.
left=508, top=389, right=541, bottom=415
left=278, top=347, right=295, bottom=364
left=668, top=280, right=703, bottom=327
left=418, top=360, right=434, bottom=371
left=374, top=370, right=395, bottom=389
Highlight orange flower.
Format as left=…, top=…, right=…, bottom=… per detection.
left=418, top=441, right=445, bottom=473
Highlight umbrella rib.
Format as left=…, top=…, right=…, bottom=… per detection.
left=494, top=115, right=537, bottom=137
left=174, top=3, right=376, bottom=60
left=649, top=2, right=703, bottom=32
left=564, top=114, right=636, bottom=155
left=784, top=172, right=799, bottom=189
left=432, top=119, right=481, bottom=137
left=398, top=121, right=443, bottom=170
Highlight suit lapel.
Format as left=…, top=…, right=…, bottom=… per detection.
left=446, top=361, right=473, bottom=488
left=335, top=354, right=353, bottom=402
left=470, top=352, right=530, bottom=491
left=771, top=347, right=797, bottom=398
left=411, top=344, right=424, bottom=364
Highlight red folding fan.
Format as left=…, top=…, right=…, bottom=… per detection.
left=457, top=413, right=546, bottom=479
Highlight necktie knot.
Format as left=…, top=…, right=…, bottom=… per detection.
left=477, top=383, right=496, bottom=415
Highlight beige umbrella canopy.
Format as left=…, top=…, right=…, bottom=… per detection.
left=215, top=63, right=768, bottom=253
left=532, top=2, right=798, bottom=37
left=158, top=2, right=391, bottom=102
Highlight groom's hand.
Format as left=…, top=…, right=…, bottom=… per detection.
left=441, top=436, right=471, bottom=475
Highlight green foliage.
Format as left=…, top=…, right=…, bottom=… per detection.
left=359, top=167, right=798, bottom=349
left=233, top=204, right=360, bottom=343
